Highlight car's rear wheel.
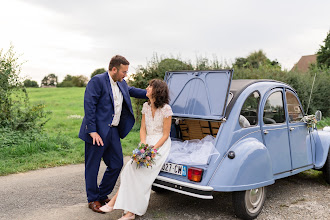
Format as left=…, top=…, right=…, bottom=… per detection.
left=232, top=187, right=266, bottom=220
left=322, top=149, right=330, bottom=184
left=152, top=185, right=167, bottom=193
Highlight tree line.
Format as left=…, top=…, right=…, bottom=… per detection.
left=23, top=68, right=107, bottom=88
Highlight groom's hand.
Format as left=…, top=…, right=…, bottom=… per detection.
left=89, top=132, right=104, bottom=146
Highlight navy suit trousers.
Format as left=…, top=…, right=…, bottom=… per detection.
left=85, top=126, right=123, bottom=203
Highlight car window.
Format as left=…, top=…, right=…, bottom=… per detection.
left=239, top=91, right=260, bottom=127
left=263, top=91, right=285, bottom=124
left=286, top=90, right=303, bottom=123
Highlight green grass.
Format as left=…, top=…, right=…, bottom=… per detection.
left=27, top=87, right=141, bottom=152
left=317, top=117, right=330, bottom=129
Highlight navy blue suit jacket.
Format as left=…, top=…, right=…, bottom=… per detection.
left=79, top=72, right=147, bottom=144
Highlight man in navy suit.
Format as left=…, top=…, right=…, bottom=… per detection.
left=79, top=55, right=147, bottom=213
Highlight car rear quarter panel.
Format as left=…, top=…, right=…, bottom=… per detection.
left=313, top=130, right=330, bottom=169
left=208, top=137, right=274, bottom=191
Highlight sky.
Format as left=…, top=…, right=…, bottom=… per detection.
left=1, top=0, right=329, bottom=84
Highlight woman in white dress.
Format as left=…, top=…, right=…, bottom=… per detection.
left=100, top=79, right=173, bottom=220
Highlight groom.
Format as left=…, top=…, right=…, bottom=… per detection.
left=79, top=55, right=147, bottom=213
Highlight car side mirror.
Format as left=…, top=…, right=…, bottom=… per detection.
left=315, top=110, right=322, bottom=122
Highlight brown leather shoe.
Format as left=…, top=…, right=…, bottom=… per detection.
left=88, top=201, right=104, bottom=213
left=100, top=198, right=110, bottom=206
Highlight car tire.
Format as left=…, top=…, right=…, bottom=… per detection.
left=323, top=149, right=330, bottom=184
left=232, top=187, right=266, bottom=220
left=152, top=185, right=167, bottom=193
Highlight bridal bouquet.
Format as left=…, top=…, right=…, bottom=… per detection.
left=131, top=143, right=159, bottom=169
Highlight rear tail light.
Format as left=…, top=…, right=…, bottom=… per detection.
left=187, top=167, right=204, bottom=182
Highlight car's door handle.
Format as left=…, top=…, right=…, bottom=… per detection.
left=290, top=127, right=295, bottom=131
left=263, top=130, right=269, bottom=134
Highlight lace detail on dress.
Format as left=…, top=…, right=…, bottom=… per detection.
left=160, top=104, right=173, bottom=118
left=141, top=102, right=149, bottom=115
left=141, top=102, right=173, bottom=136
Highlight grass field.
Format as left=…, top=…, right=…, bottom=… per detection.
left=27, top=87, right=141, bottom=154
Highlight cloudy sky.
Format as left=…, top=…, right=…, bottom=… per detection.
left=1, top=0, right=329, bottom=84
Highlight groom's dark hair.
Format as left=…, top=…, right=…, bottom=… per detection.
left=148, top=79, right=170, bottom=109
left=109, top=55, right=129, bottom=70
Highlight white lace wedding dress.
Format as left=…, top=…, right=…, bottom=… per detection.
left=113, top=102, right=173, bottom=216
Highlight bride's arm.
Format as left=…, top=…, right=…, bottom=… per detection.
left=140, top=114, right=147, bottom=144
left=153, top=116, right=172, bottom=149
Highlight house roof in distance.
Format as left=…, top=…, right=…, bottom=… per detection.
left=291, top=55, right=317, bottom=72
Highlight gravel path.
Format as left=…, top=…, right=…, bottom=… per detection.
left=0, top=157, right=329, bottom=220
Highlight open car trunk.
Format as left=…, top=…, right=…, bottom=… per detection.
left=166, top=70, right=232, bottom=140
left=175, top=119, right=221, bottom=140
left=163, top=70, right=233, bottom=166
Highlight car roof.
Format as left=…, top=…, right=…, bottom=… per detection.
left=230, top=79, right=286, bottom=94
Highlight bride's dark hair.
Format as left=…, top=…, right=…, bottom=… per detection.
left=148, top=79, right=170, bottom=108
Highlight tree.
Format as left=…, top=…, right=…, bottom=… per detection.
left=57, top=74, right=88, bottom=87
left=23, top=79, right=38, bottom=87
left=233, top=50, right=281, bottom=69
left=129, top=55, right=194, bottom=121
left=72, top=75, right=89, bottom=87
left=41, top=73, right=58, bottom=87
left=0, top=45, right=49, bottom=131
left=316, top=30, right=330, bottom=68
left=57, top=75, right=74, bottom=87
left=91, top=68, right=106, bottom=78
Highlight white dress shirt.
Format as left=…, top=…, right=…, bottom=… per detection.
left=109, top=73, right=123, bottom=126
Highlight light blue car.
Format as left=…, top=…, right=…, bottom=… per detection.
left=152, top=70, right=330, bottom=219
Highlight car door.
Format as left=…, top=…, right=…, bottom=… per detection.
left=261, top=88, right=292, bottom=175
left=285, top=89, right=312, bottom=169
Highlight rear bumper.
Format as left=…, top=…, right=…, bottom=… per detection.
left=152, top=176, right=214, bottom=199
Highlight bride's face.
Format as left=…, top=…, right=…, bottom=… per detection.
left=146, top=85, right=153, bottom=99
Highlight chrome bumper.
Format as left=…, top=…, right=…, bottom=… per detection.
left=152, top=176, right=213, bottom=199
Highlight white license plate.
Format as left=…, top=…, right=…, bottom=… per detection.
left=161, top=162, right=187, bottom=176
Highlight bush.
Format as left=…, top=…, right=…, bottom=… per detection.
left=0, top=45, right=50, bottom=132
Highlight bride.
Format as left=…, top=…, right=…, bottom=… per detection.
left=100, top=79, right=173, bottom=220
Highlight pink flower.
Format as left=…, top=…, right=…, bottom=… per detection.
left=140, top=149, right=145, bottom=153
left=154, top=149, right=157, bottom=153
left=146, top=156, right=151, bottom=160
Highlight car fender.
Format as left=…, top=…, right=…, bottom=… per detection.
left=313, top=130, right=330, bottom=169
left=209, top=137, right=274, bottom=192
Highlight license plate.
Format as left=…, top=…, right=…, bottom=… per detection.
left=161, top=162, right=187, bottom=176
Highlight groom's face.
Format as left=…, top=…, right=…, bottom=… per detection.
left=112, top=64, right=128, bottom=82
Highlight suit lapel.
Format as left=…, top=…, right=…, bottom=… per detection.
left=105, top=72, right=115, bottom=107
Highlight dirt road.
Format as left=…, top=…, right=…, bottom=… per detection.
left=0, top=157, right=329, bottom=220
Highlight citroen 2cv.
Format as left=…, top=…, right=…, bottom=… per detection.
left=152, top=70, right=330, bottom=219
